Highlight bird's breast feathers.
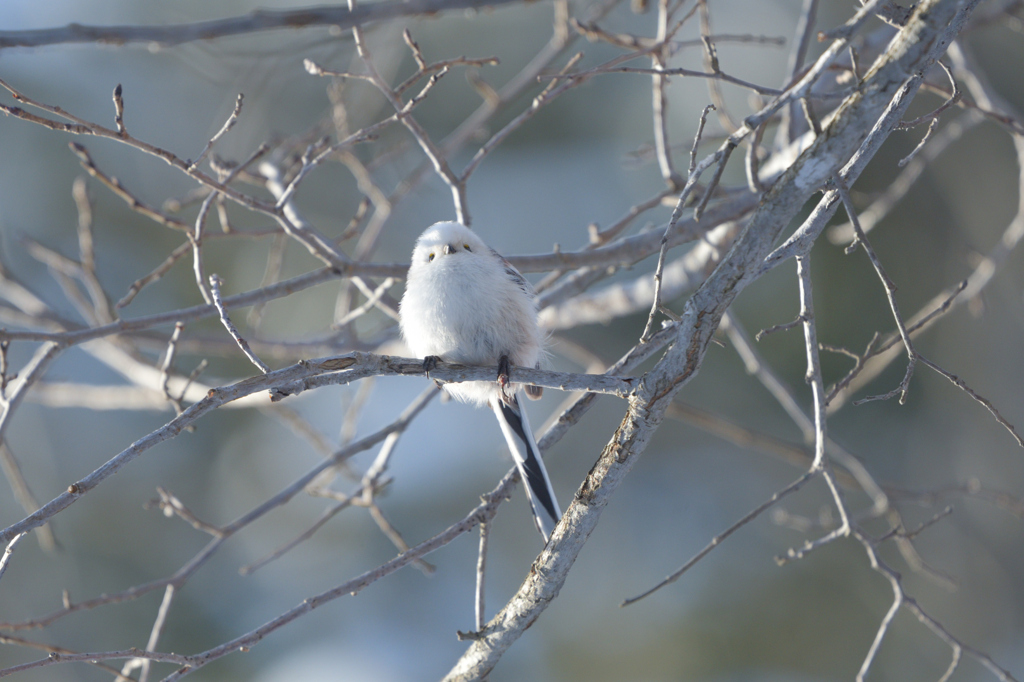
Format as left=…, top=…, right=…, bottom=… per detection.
left=402, top=252, right=538, bottom=366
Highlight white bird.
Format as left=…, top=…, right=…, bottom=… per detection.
left=399, top=221, right=561, bottom=542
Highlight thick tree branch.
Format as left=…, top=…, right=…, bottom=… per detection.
left=444, top=1, right=981, bottom=677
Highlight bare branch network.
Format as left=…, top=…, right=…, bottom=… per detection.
left=1, top=0, right=1023, bottom=680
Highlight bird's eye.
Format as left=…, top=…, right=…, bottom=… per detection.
left=463, top=244, right=472, bottom=252
left=428, top=253, right=435, bottom=262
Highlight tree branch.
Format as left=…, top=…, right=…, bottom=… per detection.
left=0, top=0, right=530, bottom=49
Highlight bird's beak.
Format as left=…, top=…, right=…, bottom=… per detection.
left=443, top=244, right=455, bottom=255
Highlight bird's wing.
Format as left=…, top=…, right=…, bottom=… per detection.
left=491, top=395, right=561, bottom=542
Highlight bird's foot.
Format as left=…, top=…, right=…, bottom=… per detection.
left=497, top=354, right=511, bottom=386
left=497, top=355, right=517, bottom=404
left=422, top=355, right=441, bottom=373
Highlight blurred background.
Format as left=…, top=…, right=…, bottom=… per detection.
left=1, top=0, right=1023, bottom=680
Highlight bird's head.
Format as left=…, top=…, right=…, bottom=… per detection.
left=412, top=221, right=489, bottom=265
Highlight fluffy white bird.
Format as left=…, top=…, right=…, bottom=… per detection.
left=399, top=221, right=561, bottom=542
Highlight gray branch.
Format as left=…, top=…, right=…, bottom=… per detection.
left=0, top=0, right=527, bottom=49
left=0, top=354, right=636, bottom=546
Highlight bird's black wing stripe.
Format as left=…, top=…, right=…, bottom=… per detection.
left=495, top=252, right=533, bottom=296
left=498, top=401, right=559, bottom=521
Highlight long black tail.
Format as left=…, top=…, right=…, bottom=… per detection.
left=492, top=396, right=561, bottom=542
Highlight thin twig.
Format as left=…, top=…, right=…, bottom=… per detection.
left=896, top=61, right=961, bottom=130
left=460, top=52, right=586, bottom=182
left=188, top=93, right=244, bottom=171
left=688, top=104, right=716, bottom=176
left=122, top=584, right=176, bottom=682
left=0, top=532, right=26, bottom=584
left=159, top=322, right=186, bottom=413
left=190, top=193, right=217, bottom=305
left=348, top=17, right=468, bottom=223
left=651, top=0, right=683, bottom=188
left=745, top=117, right=767, bottom=193
left=899, top=116, right=940, bottom=166
left=838, top=177, right=917, bottom=405
left=474, top=521, right=490, bottom=631
left=782, top=254, right=851, bottom=563
left=640, top=104, right=717, bottom=341
left=755, top=314, right=805, bottom=340
left=621, top=472, right=813, bottom=605
left=208, top=274, right=270, bottom=374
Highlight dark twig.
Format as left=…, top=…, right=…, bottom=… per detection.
left=896, top=62, right=961, bottom=130
left=622, top=472, right=813, bottom=605
left=899, top=117, right=940, bottom=167
left=838, top=178, right=917, bottom=404
left=917, top=355, right=1024, bottom=448
left=755, top=314, right=806, bottom=341
left=112, top=84, right=125, bottom=135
